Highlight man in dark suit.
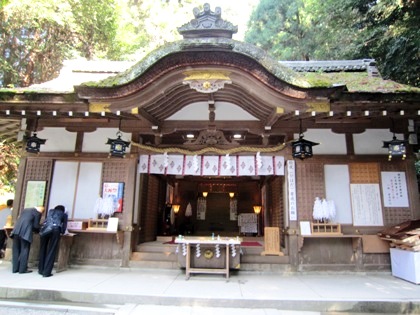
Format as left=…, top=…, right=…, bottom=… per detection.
left=10, top=206, right=44, bottom=273
left=38, top=205, right=68, bottom=277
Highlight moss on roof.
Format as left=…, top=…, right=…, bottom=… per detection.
left=81, top=38, right=315, bottom=89
left=303, top=72, right=420, bottom=93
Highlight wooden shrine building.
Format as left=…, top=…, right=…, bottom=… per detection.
left=1, top=3, right=420, bottom=272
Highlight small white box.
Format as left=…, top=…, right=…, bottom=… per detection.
left=107, top=217, right=119, bottom=232
left=67, top=221, right=84, bottom=230
left=390, top=248, right=420, bottom=284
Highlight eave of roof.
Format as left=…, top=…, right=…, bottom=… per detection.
left=301, top=72, right=420, bottom=93
left=78, top=38, right=314, bottom=89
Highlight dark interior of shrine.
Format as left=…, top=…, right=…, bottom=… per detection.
left=161, top=176, right=265, bottom=237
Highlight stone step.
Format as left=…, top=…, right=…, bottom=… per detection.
left=136, top=243, right=177, bottom=253
left=131, top=251, right=177, bottom=262
left=240, top=246, right=264, bottom=255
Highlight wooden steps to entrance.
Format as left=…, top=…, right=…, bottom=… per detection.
left=130, top=236, right=291, bottom=272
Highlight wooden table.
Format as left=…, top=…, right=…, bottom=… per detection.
left=298, top=234, right=363, bottom=252
left=68, top=229, right=124, bottom=247
left=175, top=236, right=241, bottom=280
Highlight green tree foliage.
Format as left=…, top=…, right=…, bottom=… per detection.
left=245, top=0, right=420, bottom=87
left=120, top=0, right=202, bottom=60
left=353, top=0, right=420, bottom=87
left=0, top=0, right=76, bottom=87
left=245, top=0, right=315, bottom=60
left=68, top=0, right=122, bottom=60
left=0, top=141, right=20, bottom=192
left=0, top=0, right=127, bottom=88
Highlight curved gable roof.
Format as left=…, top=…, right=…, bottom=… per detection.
left=75, top=38, right=344, bottom=125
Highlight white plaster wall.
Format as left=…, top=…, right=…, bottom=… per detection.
left=37, top=127, right=77, bottom=152
left=353, top=129, right=402, bottom=155
left=82, top=128, right=132, bottom=153
left=167, top=101, right=258, bottom=121
left=294, top=129, right=347, bottom=155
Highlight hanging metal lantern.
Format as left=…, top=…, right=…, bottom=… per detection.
left=25, top=133, right=46, bottom=153
left=382, top=136, right=407, bottom=161
left=291, top=119, right=319, bottom=160
left=292, top=135, right=319, bottom=159
left=106, top=131, right=130, bottom=158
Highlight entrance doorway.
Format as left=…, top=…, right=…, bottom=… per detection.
left=137, top=174, right=285, bottom=247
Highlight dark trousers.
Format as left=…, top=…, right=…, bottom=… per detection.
left=0, top=230, right=7, bottom=250
left=12, top=236, right=31, bottom=273
left=38, top=228, right=61, bottom=276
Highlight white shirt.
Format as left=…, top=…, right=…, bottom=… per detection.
left=0, top=207, right=12, bottom=229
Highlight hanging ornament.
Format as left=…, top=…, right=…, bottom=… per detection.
left=231, top=244, right=236, bottom=257
left=196, top=244, right=201, bottom=258
left=163, top=152, right=169, bottom=167
left=193, top=154, right=199, bottom=172
left=225, top=153, right=231, bottom=170
left=215, top=244, right=221, bottom=258
left=256, top=151, right=262, bottom=169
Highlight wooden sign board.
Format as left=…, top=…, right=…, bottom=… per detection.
left=261, top=227, right=284, bottom=256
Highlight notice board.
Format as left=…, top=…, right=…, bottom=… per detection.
left=350, top=184, right=383, bottom=226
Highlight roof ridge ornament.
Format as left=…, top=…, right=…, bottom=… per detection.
left=182, top=70, right=232, bottom=93
left=178, top=3, right=238, bottom=39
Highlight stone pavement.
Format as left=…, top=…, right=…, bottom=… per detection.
left=0, top=260, right=419, bottom=314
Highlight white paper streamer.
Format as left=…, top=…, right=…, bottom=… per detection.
left=193, top=155, right=199, bottom=172
left=215, top=244, right=221, bottom=258
left=163, top=152, right=169, bottom=167
left=256, top=151, right=262, bottom=169
left=231, top=244, right=236, bottom=257
left=196, top=244, right=201, bottom=258
left=327, top=200, right=336, bottom=221
left=312, top=197, right=323, bottom=220
left=93, top=197, right=103, bottom=215
left=225, top=154, right=231, bottom=170
left=313, top=197, right=336, bottom=221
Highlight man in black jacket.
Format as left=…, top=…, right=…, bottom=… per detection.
left=10, top=206, right=44, bottom=273
left=38, top=205, right=68, bottom=277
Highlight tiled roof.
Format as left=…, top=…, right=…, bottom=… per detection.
left=25, top=59, right=135, bottom=93
left=279, top=59, right=380, bottom=77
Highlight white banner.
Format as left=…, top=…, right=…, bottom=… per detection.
left=139, top=154, right=285, bottom=177
left=220, top=155, right=237, bottom=176
left=184, top=155, right=201, bottom=175
left=138, top=155, right=150, bottom=173
left=166, top=155, right=184, bottom=175
left=274, top=156, right=285, bottom=175
left=202, top=156, right=219, bottom=176
left=287, top=160, right=297, bottom=221
left=149, top=155, right=166, bottom=174
left=238, top=156, right=256, bottom=176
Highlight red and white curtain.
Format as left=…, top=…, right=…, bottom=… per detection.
left=139, top=154, right=285, bottom=176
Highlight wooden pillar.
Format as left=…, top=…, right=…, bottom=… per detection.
left=120, top=157, right=137, bottom=268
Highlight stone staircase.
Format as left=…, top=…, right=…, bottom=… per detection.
left=130, top=236, right=292, bottom=272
